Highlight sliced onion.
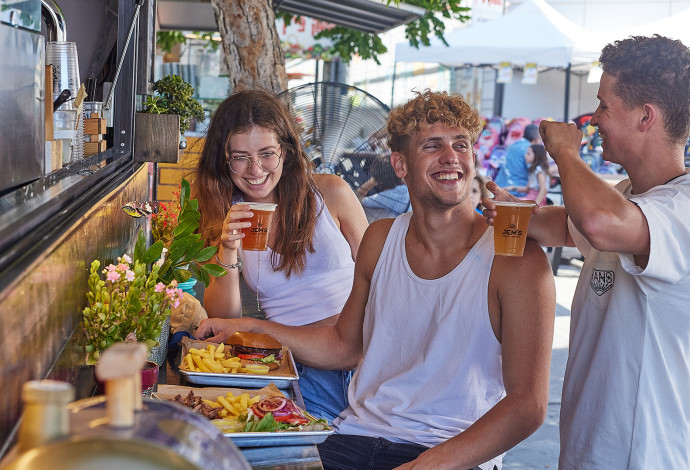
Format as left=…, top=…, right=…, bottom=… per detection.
left=257, top=396, right=287, bottom=413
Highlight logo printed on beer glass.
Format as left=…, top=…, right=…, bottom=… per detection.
left=502, top=222, right=523, bottom=238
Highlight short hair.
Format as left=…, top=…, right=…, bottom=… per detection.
left=387, top=90, right=483, bottom=154
left=599, top=34, right=690, bottom=144
left=523, top=124, right=540, bottom=142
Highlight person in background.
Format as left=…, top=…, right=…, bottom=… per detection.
left=194, top=89, right=369, bottom=422
left=197, top=90, right=555, bottom=470
left=483, top=35, right=690, bottom=469
left=356, top=154, right=411, bottom=219
left=471, top=174, right=489, bottom=213
left=505, top=144, right=551, bottom=206
left=494, top=123, right=542, bottom=196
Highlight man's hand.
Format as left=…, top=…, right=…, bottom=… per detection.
left=481, top=181, right=538, bottom=226
left=194, top=317, right=252, bottom=343
left=538, top=121, right=583, bottom=164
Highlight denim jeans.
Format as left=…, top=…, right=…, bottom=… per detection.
left=295, top=363, right=352, bottom=422
left=317, top=434, right=429, bottom=470
left=318, top=434, right=488, bottom=470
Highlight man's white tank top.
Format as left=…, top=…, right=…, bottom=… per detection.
left=334, top=212, right=504, bottom=469
left=240, top=193, right=355, bottom=326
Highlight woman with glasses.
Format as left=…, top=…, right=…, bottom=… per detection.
left=194, top=89, right=369, bottom=421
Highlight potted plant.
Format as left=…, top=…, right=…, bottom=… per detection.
left=144, top=74, right=205, bottom=136
left=135, top=75, right=205, bottom=162
left=82, top=254, right=183, bottom=365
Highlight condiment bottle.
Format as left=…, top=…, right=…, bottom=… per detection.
left=18, top=380, right=74, bottom=453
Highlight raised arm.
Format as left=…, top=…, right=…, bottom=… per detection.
left=539, top=120, right=650, bottom=255
left=397, top=240, right=555, bottom=469
left=203, top=204, right=253, bottom=318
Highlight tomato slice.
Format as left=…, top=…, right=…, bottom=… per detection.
left=237, top=353, right=265, bottom=360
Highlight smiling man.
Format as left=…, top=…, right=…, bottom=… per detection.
left=197, top=90, right=555, bottom=469
left=484, top=35, right=690, bottom=469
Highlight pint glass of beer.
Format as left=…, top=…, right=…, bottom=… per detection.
left=240, top=202, right=277, bottom=251
left=493, top=201, right=536, bottom=256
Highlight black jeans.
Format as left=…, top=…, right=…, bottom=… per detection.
left=317, top=434, right=485, bottom=470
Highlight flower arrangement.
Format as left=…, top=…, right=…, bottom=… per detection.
left=82, top=254, right=183, bottom=365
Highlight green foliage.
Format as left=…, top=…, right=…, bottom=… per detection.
left=282, top=0, right=469, bottom=64
left=144, top=75, right=205, bottom=133
left=315, top=27, right=387, bottom=65
left=156, top=31, right=187, bottom=53
left=133, top=179, right=227, bottom=288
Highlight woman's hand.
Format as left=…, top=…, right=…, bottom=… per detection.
left=219, top=204, right=254, bottom=252
left=194, top=317, right=253, bottom=343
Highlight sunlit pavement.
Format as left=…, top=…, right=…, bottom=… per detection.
left=502, top=260, right=581, bottom=469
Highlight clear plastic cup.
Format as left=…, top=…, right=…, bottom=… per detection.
left=240, top=203, right=277, bottom=251
left=493, top=201, right=536, bottom=256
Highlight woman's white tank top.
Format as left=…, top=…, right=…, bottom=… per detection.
left=240, top=193, right=355, bottom=326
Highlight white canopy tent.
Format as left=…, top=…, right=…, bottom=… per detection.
left=613, top=7, right=690, bottom=45
left=393, top=0, right=608, bottom=120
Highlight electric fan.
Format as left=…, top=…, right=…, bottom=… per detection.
left=278, top=82, right=410, bottom=222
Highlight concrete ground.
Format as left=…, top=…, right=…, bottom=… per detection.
left=502, top=259, right=582, bottom=469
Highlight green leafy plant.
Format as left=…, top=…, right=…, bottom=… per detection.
left=278, top=1, right=470, bottom=65
left=156, top=31, right=187, bottom=54
left=134, top=179, right=226, bottom=288
left=82, top=255, right=183, bottom=365
left=143, top=75, right=205, bottom=133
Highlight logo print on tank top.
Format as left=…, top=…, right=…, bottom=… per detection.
left=590, top=269, right=615, bottom=296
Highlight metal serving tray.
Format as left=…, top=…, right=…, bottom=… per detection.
left=226, top=428, right=333, bottom=447
left=179, top=342, right=299, bottom=389
left=156, top=385, right=333, bottom=448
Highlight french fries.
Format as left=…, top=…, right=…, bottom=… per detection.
left=201, top=390, right=261, bottom=419
left=181, top=343, right=242, bottom=373
left=180, top=343, right=270, bottom=374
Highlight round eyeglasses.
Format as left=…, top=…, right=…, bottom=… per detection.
left=227, top=152, right=282, bottom=174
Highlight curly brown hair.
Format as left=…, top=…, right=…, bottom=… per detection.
left=386, top=90, right=483, bottom=154
left=600, top=35, right=690, bottom=145
left=193, top=89, right=319, bottom=277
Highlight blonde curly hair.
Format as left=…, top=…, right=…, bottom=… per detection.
left=387, top=90, right=483, bottom=154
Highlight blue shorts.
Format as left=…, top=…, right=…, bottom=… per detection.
left=295, top=363, right=352, bottom=422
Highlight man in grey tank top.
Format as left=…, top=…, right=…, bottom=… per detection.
left=196, top=91, right=556, bottom=470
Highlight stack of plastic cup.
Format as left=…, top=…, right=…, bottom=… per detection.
left=46, top=41, right=80, bottom=111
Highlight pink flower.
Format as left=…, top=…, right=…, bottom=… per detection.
left=107, top=271, right=120, bottom=282
left=170, top=280, right=178, bottom=287
left=117, top=263, right=129, bottom=272
left=154, top=283, right=165, bottom=292
left=173, top=299, right=181, bottom=309
left=106, top=264, right=118, bottom=272
left=124, top=270, right=135, bottom=282
left=122, top=254, right=132, bottom=264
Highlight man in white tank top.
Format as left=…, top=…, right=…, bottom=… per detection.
left=196, top=91, right=556, bottom=469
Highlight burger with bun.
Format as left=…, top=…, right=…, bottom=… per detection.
left=227, top=332, right=282, bottom=370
